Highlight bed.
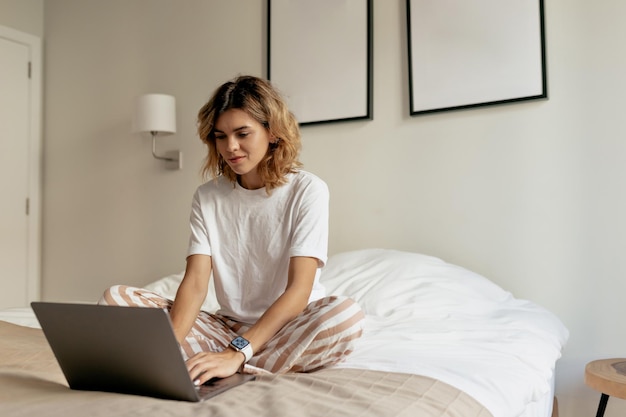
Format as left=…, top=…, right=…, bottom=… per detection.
left=0, top=249, right=568, bottom=417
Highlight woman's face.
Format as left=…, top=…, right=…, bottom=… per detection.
left=213, top=108, right=274, bottom=190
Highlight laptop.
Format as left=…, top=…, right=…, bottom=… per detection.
left=31, top=302, right=255, bottom=402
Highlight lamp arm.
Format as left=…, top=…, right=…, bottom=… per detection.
left=151, top=131, right=176, bottom=162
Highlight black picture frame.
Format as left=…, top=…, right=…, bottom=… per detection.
left=268, top=0, right=373, bottom=126
left=406, top=0, right=547, bottom=116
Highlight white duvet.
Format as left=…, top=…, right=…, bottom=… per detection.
left=0, top=249, right=568, bottom=417
left=319, top=249, right=568, bottom=417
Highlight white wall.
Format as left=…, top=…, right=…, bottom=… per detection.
left=0, top=0, right=43, bottom=37
left=41, top=0, right=267, bottom=294
left=5, top=0, right=626, bottom=416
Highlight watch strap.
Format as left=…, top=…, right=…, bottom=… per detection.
left=239, top=343, right=253, bottom=363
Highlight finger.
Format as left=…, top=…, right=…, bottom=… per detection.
left=195, top=369, right=216, bottom=386
left=186, top=352, right=211, bottom=371
left=186, top=355, right=197, bottom=371
left=186, top=354, right=211, bottom=382
left=190, top=368, right=205, bottom=385
left=189, top=363, right=214, bottom=386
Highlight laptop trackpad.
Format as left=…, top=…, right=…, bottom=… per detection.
left=197, top=373, right=256, bottom=400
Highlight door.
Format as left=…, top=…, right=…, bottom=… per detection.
left=0, top=26, right=42, bottom=309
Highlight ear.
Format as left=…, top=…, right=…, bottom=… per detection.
left=269, top=137, right=280, bottom=151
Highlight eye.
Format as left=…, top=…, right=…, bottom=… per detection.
left=214, top=134, right=226, bottom=141
left=238, top=131, right=250, bottom=138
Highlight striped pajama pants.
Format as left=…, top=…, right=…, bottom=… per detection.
left=99, top=285, right=365, bottom=374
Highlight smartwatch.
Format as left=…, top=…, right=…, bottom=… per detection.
left=230, top=336, right=253, bottom=363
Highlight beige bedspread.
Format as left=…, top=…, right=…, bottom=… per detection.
left=0, top=320, right=492, bottom=417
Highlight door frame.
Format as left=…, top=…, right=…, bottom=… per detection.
left=0, top=24, right=42, bottom=303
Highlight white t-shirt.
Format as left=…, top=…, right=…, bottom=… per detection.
left=187, top=170, right=329, bottom=324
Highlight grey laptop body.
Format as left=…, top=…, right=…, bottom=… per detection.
left=31, top=302, right=254, bottom=402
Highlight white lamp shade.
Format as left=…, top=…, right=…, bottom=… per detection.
left=132, top=94, right=177, bottom=134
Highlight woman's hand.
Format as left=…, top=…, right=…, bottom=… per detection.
left=186, top=348, right=246, bottom=385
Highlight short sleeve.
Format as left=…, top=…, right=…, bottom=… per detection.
left=289, top=175, right=329, bottom=267
left=187, top=189, right=212, bottom=257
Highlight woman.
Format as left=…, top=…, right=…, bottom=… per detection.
left=100, top=75, right=364, bottom=385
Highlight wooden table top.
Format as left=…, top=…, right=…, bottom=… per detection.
left=585, top=358, right=626, bottom=399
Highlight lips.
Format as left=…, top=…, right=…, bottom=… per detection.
left=228, top=156, right=245, bottom=164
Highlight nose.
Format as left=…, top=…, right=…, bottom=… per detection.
left=226, top=136, right=239, bottom=152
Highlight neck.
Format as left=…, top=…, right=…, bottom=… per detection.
left=237, top=174, right=264, bottom=190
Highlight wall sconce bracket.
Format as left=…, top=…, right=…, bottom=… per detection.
left=151, top=132, right=182, bottom=170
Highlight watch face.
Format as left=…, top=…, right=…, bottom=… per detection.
left=231, top=336, right=249, bottom=350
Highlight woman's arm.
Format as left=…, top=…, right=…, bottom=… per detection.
left=186, top=255, right=318, bottom=384
left=241, top=256, right=318, bottom=352
left=169, top=254, right=212, bottom=344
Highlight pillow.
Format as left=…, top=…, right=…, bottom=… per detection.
left=144, top=272, right=220, bottom=313
left=320, top=248, right=512, bottom=318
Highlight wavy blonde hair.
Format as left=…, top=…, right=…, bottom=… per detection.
left=197, top=75, right=302, bottom=191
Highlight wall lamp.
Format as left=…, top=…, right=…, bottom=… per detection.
left=132, top=93, right=182, bottom=170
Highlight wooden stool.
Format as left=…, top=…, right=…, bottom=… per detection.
left=585, top=358, right=626, bottom=417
